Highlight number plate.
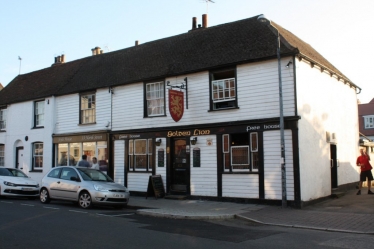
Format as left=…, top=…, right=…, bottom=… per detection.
left=22, top=188, right=33, bottom=191
left=113, top=194, right=124, bottom=198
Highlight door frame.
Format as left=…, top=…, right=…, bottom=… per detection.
left=168, top=137, right=191, bottom=195
left=330, top=144, right=338, bottom=189
left=15, top=146, right=24, bottom=170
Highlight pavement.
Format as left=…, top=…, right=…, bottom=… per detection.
left=128, top=187, right=374, bottom=235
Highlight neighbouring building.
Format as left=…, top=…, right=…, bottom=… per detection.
left=0, top=14, right=362, bottom=207
left=358, top=98, right=374, bottom=160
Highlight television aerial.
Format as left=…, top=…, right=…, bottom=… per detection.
left=201, top=0, right=215, bottom=13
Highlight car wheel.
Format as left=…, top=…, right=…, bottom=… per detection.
left=40, top=188, right=51, bottom=204
left=79, top=191, right=92, bottom=209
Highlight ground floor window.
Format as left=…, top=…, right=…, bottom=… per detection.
left=129, top=138, right=153, bottom=171
left=56, top=141, right=108, bottom=172
left=223, top=133, right=258, bottom=172
left=33, top=142, right=43, bottom=170
left=0, top=144, right=4, bottom=166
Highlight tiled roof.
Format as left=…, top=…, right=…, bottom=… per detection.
left=0, top=15, right=354, bottom=105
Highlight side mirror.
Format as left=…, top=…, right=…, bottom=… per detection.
left=70, top=176, right=81, bottom=182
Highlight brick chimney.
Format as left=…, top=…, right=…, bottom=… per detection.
left=92, top=47, right=103, bottom=55
left=51, top=54, right=65, bottom=67
left=202, top=14, right=208, bottom=28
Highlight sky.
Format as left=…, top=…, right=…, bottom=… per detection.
left=1, top=0, right=373, bottom=103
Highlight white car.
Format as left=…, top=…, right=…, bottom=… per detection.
left=40, top=166, right=130, bottom=209
left=0, top=167, right=40, bottom=199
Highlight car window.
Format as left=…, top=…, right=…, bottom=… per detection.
left=8, top=168, right=28, bottom=177
left=60, top=168, right=79, bottom=181
left=0, top=168, right=13, bottom=176
left=77, top=168, right=114, bottom=182
left=47, top=168, right=62, bottom=178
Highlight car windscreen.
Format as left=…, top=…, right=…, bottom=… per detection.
left=76, top=168, right=114, bottom=182
left=0, top=168, right=28, bottom=177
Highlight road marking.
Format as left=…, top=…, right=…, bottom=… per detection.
left=96, top=213, right=134, bottom=217
left=0, top=201, right=13, bottom=204
left=69, top=210, right=87, bottom=214
left=21, top=204, right=35, bottom=206
left=43, top=206, right=60, bottom=210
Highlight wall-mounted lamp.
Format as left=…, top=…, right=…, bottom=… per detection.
left=286, top=61, right=292, bottom=68
left=190, top=137, right=197, bottom=145
left=155, top=139, right=162, bottom=146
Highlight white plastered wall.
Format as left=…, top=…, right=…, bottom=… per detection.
left=296, top=59, right=359, bottom=201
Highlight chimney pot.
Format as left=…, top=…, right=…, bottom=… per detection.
left=192, top=17, right=197, bottom=29
left=135, top=40, right=139, bottom=46
left=202, top=14, right=208, bottom=28
left=61, top=54, right=65, bottom=63
left=92, top=48, right=96, bottom=56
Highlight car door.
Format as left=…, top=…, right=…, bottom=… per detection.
left=57, top=168, right=81, bottom=200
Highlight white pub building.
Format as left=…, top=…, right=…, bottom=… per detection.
left=0, top=14, right=361, bottom=207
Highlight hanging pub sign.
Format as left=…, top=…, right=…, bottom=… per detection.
left=169, top=89, right=184, bottom=122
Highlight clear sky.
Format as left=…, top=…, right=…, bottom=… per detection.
left=1, top=0, right=373, bottom=103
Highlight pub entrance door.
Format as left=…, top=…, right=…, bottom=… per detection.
left=170, top=138, right=190, bottom=195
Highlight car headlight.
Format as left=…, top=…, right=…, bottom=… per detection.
left=93, top=184, right=109, bottom=192
left=4, top=181, right=16, bottom=186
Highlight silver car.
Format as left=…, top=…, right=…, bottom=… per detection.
left=0, top=167, right=40, bottom=199
left=40, top=166, right=130, bottom=209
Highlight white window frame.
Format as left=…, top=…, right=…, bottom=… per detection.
left=0, top=144, right=4, bottom=166
left=80, top=93, right=96, bottom=124
left=34, top=100, right=45, bottom=127
left=250, top=132, right=259, bottom=172
left=146, top=81, right=164, bottom=116
left=212, top=78, right=236, bottom=103
left=231, top=145, right=250, bottom=172
left=0, top=108, right=6, bottom=130
left=33, top=142, right=43, bottom=170
left=364, top=115, right=374, bottom=129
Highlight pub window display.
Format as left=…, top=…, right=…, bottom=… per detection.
left=129, top=139, right=153, bottom=171
left=223, top=132, right=259, bottom=172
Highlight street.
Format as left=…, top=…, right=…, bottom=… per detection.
left=1, top=197, right=374, bottom=249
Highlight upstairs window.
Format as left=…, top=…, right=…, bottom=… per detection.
left=364, top=116, right=374, bottom=129
left=145, top=81, right=165, bottom=117
left=33, top=142, right=43, bottom=170
left=0, top=144, right=4, bottom=166
left=80, top=93, right=96, bottom=124
left=0, top=108, right=6, bottom=130
left=211, top=69, right=237, bottom=110
left=34, top=100, right=45, bottom=127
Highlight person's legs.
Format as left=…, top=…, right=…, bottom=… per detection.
left=357, top=181, right=363, bottom=195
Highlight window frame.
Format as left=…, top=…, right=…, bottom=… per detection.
left=144, top=80, right=166, bottom=117
left=128, top=139, right=153, bottom=172
left=80, top=92, right=96, bottom=124
left=223, top=133, right=258, bottom=173
left=209, top=68, right=238, bottom=111
left=364, top=115, right=374, bottom=129
left=32, top=142, right=43, bottom=171
left=0, top=107, right=6, bottom=131
left=0, top=144, right=4, bottom=166
left=34, top=100, right=45, bottom=128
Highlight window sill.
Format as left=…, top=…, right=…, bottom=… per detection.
left=78, top=122, right=97, bottom=126
left=0, top=130, right=6, bottom=132
left=144, top=114, right=167, bottom=118
left=29, top=170, right=43, bottom=173
left=32, top=126, right=44, bottom=129
left=223, top=171, right=258, bottom=174
left=208, top=107, right=240, bottom=112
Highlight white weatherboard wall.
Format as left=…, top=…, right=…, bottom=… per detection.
left=223, top=175, right=259, bottom=198
left=296, top=59, right=359, bottom=201
left=264, top=130, right=294, bottom=201
left=114, top=140, right=125, bottom=185
left=55, top=88, right=112, bottom=134
left=190, top=135, right=217, bottom=196
left=112, top=58, right=295, bottom=131
left=0, top=98, right=55, bottom=184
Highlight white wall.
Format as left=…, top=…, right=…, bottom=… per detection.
left=0, top=97, right=55, bottom=183
left=114, top=140, right=125, bottom=185
left=55, top=88, right=112, bottom=134
left=112, top=58, right=295, bottom=131
left=296, top=59, right=359, bottom=201
left=264, top=130, right=294, bottom=201
left=190, top=135, right=217, bottom=196
left=222, top=174, right=259, bottom=198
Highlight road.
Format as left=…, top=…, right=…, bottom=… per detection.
left=1, top=197, right=373, bottom=249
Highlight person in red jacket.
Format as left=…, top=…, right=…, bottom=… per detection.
left=356, top=148, right=374, bottom=195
